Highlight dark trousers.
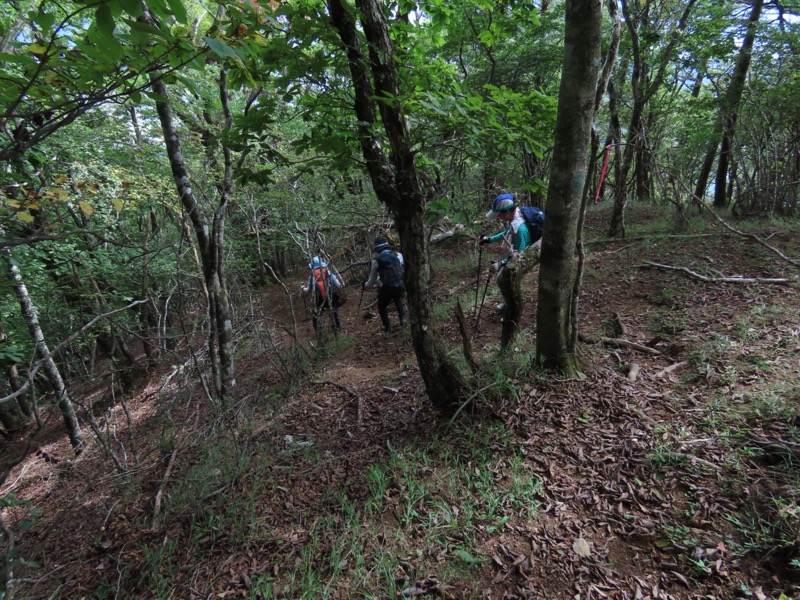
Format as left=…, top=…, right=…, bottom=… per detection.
left=377, top=286, right=406, bottom=330
left=313, top=294, right=341, bottom=330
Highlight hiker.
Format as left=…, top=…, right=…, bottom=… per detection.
left=301, top=256, right=343, bottom=331
left=477, top=193, right=545, bottom=334
left=363, top=236, right=407, bottom=332
left=478, top=193, right=543, bottom=268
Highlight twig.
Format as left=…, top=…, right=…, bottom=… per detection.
left=693, top=201, right=800, bottom=269
left=153, top=447, right=179, bottom=530
left=446, top=381, right=504, bottom=428
left=311, top=380, right=363, bottom=426
left=579, top=333, right=661, bottom=355
left=656, top=361, right=687, bottom=377
left=640, top=261, right=790, bottom=285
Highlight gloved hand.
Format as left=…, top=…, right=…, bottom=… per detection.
left=362, top=281, right=367, bottom=290
left=489, top=261, right=502, bottom=272
left=478, top=235, right=490, bottom=245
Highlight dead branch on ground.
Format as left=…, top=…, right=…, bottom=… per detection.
left=579, top=333, right=661, bottom=355
left=640, top=261, right=791, bottom=285
left=692, top=200, right=800, bottom=269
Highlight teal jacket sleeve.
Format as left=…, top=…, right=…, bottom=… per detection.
left=488, top=227, right=508, bottom=244
left=512, top=221, right=532, bottom=251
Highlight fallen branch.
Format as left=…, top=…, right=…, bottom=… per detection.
left=153, top=447, right=179, bottom=531
left=579, top=333, right=661, bottom=355
left=312, top=380, right=363, bottom=426
left=656, top=361, right=687, bottom=378
left=640, top=261, right=790, bottom=286
left=693, top=201, right=800, bottom=269
left=430, top=223, right=466, bottom=244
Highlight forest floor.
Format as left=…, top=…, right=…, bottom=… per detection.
left=2, top=204, right=800, bottom=600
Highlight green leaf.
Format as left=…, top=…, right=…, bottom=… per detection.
left=33, top=6, right=55, bottom=33
left=125, top=19, right=165, bottom=38
left=95, top=4, right=115, bottom=40
left=0, top=52, right=36, bottom=66
left=203, top=36, right=238, bottom=60
left=455, top=549, right=482, bottom=564
left=165, top=0, right=188, bottom=25
left=118, top=0, right=143, bottom=17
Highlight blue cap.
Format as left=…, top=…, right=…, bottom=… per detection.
left=486, top=193, right=516, bottom=218
left=309, top=256, right=326, bottom=269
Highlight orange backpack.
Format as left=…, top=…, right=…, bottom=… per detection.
left=312, top=267, right=330, bottom=300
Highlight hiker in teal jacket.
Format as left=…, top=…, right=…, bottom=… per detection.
left=479, top=193, right=534, bottom=269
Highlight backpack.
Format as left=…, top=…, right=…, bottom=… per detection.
left=312, top=267, right=337, bottom=300
left=520, top=205, right=545, bottom=243
left=376, top=250, right=404, bottom=288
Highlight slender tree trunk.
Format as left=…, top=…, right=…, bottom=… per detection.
left=151, top=76, right=235, bottom=399
left=608, top=0, right=697, bottom=236
left=328, top=0, right=467, bottom=413
left=571, top=0, right=621, bottom=351
left=0, top=327, right=32, bottom=423
left=4, top=253, right=83, bottom=451
left=696, top=0, right=763, bottom=206
left=536, top=0, right=602, bottom=370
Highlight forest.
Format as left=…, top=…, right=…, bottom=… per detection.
left=0, top=0, right=799, bottom=597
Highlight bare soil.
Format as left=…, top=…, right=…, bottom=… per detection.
left=2, top=204, right=799, bottom=600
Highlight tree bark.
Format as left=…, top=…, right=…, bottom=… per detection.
left=3, top=252, right=83, bottom=450
left=608, top=0, right=697, bottom=237
left=151, top=76, right=236, bottom=400
left=695, top=0, right=763, bottom=206
left=713, top=0, right=763, bottom=208
left=536, top=0, right=602, bottom=371
left=328, top=0, right=467, bottom=413
left=497, top=243, right=542, bottom=351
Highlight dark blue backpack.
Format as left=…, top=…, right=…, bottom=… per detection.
left=376, top=250, right=404, bottom=288
left=520, top=206, right=545, bottom=243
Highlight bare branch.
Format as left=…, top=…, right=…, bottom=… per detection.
left=640, top=260, right=791, bottom=285
left=0, top=299, right=149, bottom=406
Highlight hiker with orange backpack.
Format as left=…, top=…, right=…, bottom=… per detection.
left=301, top=256, right=343, bottom=331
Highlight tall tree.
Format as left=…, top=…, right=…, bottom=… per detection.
left=327, top=0, right=468, bottom=413
left=693, top=0, right=764, bottom=208
left=607, top=0, right=698, bottom=237
left=151, top=74, right=236, bottom=400
left=2, top=248, right=83, bottom=450
left=536, top=0, right=602, bottom=371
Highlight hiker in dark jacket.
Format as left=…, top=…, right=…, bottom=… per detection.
left=363, top=237, right=407, bottom=332
left=301, top=256, right=343, bottom=331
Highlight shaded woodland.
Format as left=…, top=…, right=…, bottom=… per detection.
left=1, top=0, right=799, bottom=597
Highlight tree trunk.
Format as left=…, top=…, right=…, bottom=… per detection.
left=608, top=0, right=697, bottom=236
left=328, top=0, right=467, bottom=413
left=696, top=0, right=763, bottom=206
left=4, top=252, right=83, bottom=451
left=151, top=76, right=236, bottom=400
left=497, top=244, right=542, bottom=351
left=536, top=0, right=602, bottom=371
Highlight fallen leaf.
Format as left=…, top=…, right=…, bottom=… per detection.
left=573, top=537, right=591, bottom=557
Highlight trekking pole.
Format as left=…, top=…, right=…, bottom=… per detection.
left=474, top=243, right=484, bottom=311
left=472, top=267, right=493, bottom=337
left=358, top=283, right=366, bottom=310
